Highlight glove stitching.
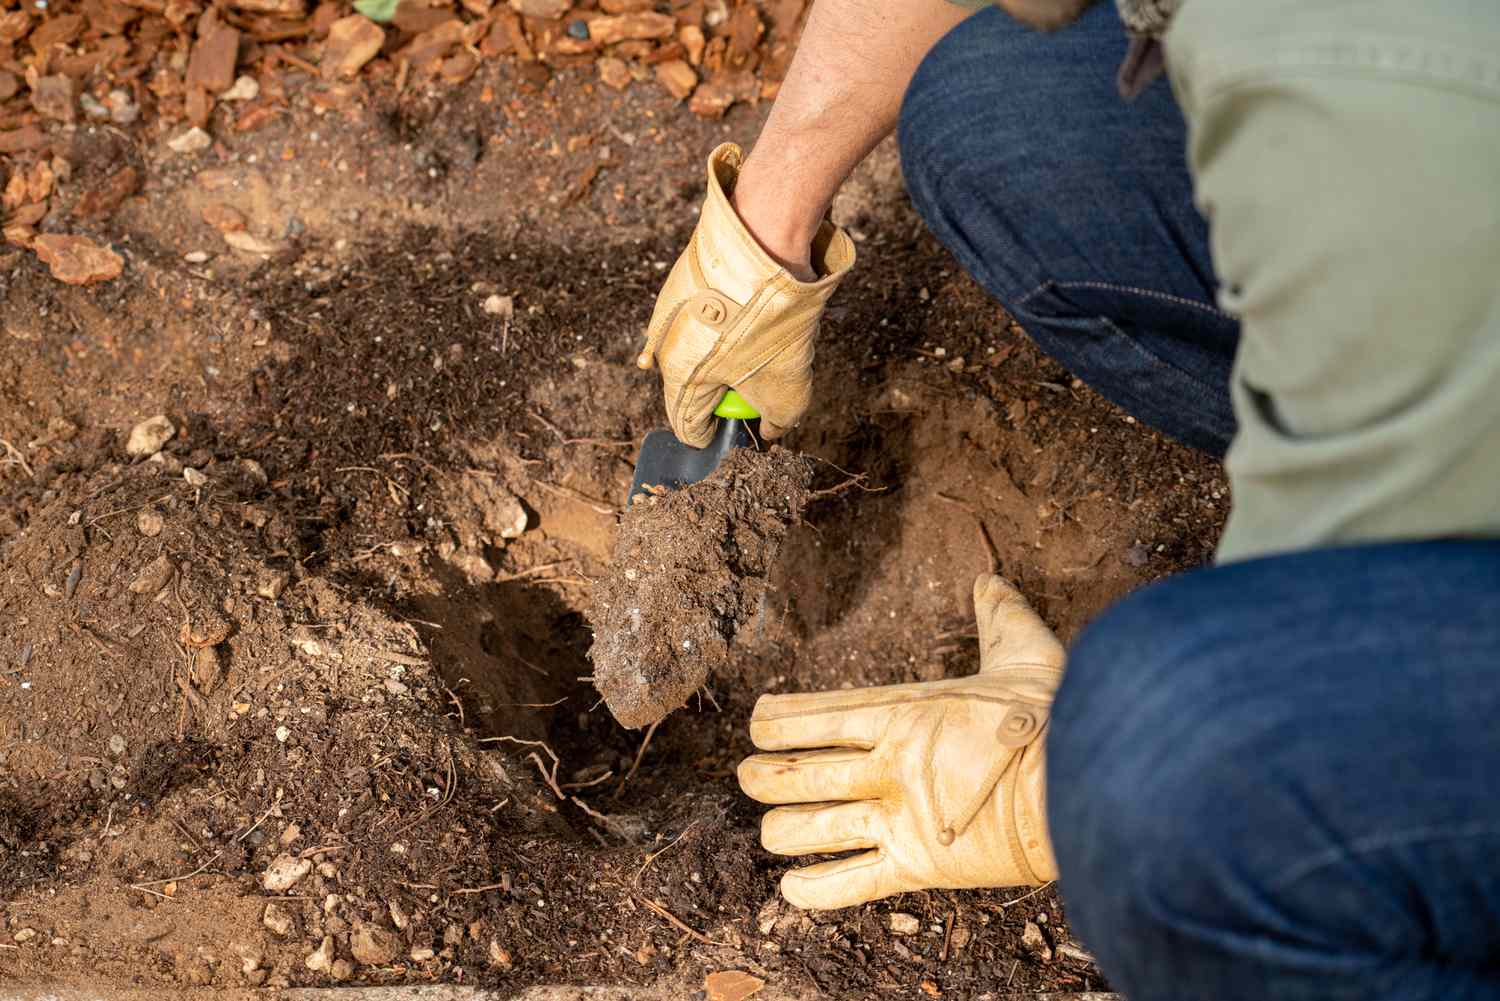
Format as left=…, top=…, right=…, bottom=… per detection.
left=753, top=690, right=1055, bottom=723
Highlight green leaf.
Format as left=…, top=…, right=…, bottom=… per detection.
left=353, top=0, right=399, bottom=23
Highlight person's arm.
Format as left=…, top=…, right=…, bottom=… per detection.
left=732, top=0, right=972, bottom=280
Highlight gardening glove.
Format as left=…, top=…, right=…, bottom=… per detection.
left=636, top=142, right=855, bottom=448
left=738, top=574, right=1064, bottom=910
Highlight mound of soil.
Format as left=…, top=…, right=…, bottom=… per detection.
left=588, top=447, right=812, bottom=729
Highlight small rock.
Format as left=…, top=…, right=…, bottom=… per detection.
left=33, top=234, right=124, bottom=286
left=597, top=56, right=630, bottom=90
left=235, top=941, right=265, bottom=974
left=350, top=922, right=400, bottom=965
left=705, top=970, right=765, bottom=1001
left=388, top=900, right=410, bottom=930
left=167, top=127, right=213, bottom=155
left=108, top=734, right=127, bottom=756
left=129, top=554, right=175, bottom=595
left=261, top=854, right=312, bottom=892
left=222, top=230, right=284, bottom=256
left=263, top=903, right=295, bottom=936
left=221, top=75, right=260, bottom=102
left=136, top=508, right=165, bottom=537
left=888, top=912, right=920, bottom=936
left=508, top=0, right=569, bottom=16
left=383, top=678, right=409, bottom=696
left=322, top=15, right=385, bottom=79
left=410, top=946, right=436, bottom=962
left=1125, top=542, right=1151, bottom=567
left=13, top=928, right=36, bottom=943
left=304, top=935, right=335, bottom=972
left=587, top=11, right=675, bottom=43
left=183, top=467, right=209, bottom=487
left=30, top=74, right=76, bottom=123
left=316, top=861, right=338, bottom=879
left=256, top=571, right=288, bottom=600
left=488, top=940, right=513, bottom=969
left=655, top=59, right=697, bottom=101
left=279, top=822, right=302, bottom=846
left=106, top=89, right=139, bottom=125
left=1021, top=919, right=1052, bottom=962
left=755, top=897, right=781, bottom=936
left=330, top=958, right=354, bottom=981
left=201, top=203, right=247, bottom=233
left=275, top=725, right=291, bottom=743
left=482, top=292, right=513, bottom=317
left=127, top=415, right=176, bottom=457
left=184, top=251, right=211, bottom=264
left=80, top=92, right=109, bottom=120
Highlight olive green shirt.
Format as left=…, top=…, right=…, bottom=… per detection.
left=1168, top=0, right=1500, bottom=562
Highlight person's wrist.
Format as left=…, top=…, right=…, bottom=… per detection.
left=731, top=158, right=824, bottom=283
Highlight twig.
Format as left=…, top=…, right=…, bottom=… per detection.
left=129, top=849, right=225, bottom=891
left=443, top=684, right=466, bottom=729
left=808, top=454, right=884, bottom=494
left=633, top=822, right=695, bottom=886
left=614, top=718, right=660, bottom=798
left=936, top=492, right=1001, bottom=573
left=634, top=894, right=725, bottom=947
left=560, top=770, right=613, bottom=791
left=235, top=803, right=278, bottom=843
left=451, top=878, right=511, bottom=896
left=998, top=880, right=1055, bottom=908
left=808, top=472, right=882, bottom=500
left=494, top=561, right=569, bottom=583
left=535, top=480, right=618, bottom=516
left=494, top=696, right=568, bottom=709
left=0, top=438, right=34, bottom=480
left=367, top=648, right=426, bottom=667
left=528, top=410, right=631, bottom=449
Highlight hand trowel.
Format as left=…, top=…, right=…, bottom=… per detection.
left=627, top=390, right=759, bottom=506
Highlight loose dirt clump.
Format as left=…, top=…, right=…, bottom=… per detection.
left=589, top=447, right=812, bottom=729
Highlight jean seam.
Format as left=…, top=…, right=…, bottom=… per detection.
left=1017, top=278, right=1236, bottom=321
left=1270, top=821, right=1500, bottom=895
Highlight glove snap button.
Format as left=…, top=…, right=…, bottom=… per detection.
left=997, top=709, right=1039, bottom=745
left=697, top=296, right=728, bottom=326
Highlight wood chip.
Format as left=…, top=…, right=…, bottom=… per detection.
left=29, top=75, right=76, bottom=123
left=32, top=234, right=124, bottom=285
left=72, top=165, right=139, bottom=219
left=320, top=15, right=384, bottom=78
left=186, top=25, right=241, bottom=93
left=0, top=126, right=46, bottom=155
left=201, top=202, right=247, bottom=232
left=596, top=56, right=629, bottom=90
left=395, top=18, right=464, bottom=68
left=228, top=0, right=306, bottom=15
left=587, top=11, right=675, bottom=44
left=29, top=13, right=85, bottom=50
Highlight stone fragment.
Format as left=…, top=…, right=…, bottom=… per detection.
left=262, top=902, right=295, bottom=936
left=1021, top=919, right=1053, bottom=961
left=655, top=59, right=696, bottom=100
left=304, top=935, right=335, bottom=972
left=261, top=854, right=313, bottom=892
left=221, top=75, right=260, bottom=101
left=126, top=415, right=176, bottom=457
left=183, top=466, right=208, bottom=487
left=597, top=56, right=630, bottom=90
left=201, top=203, right=247, bottom=232
left=488, top=940, right=512, bottom=969
left=322, top=14, right=385, bottom=77
left=30, top=74, right=76, bottom=123
left=230, top=0, right=305, bottom=14
left=679, top=24, right=705, bottom=65
left=129, top=555, right=175, bottom=595
left=107, top=90, right=140, bottom=125
left=599, top=0, right=651, bottom=11
left=222, top=230, right=285, bottom=255
left=888, top=912, right=920, bottom=936
left=587, top=11, right=675, bottom=44
left=167, top=127, right=213, bottom=155
left=350, top=922, right=401, bottom=965
left=33, top=234, right=123, bottom=285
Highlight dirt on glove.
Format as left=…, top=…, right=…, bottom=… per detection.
left=588, top=447, right=814, bottom=729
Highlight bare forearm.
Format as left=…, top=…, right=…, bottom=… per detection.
left=732, top=0, right=971, bottom=277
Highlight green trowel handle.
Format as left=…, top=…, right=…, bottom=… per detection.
left=714, top=389, right=759, bottom=420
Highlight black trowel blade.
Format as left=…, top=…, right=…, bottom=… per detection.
left=627, top=418, right=757, bottom=506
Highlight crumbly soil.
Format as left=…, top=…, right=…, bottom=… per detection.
left=589, top=447, right=812, bottom=729
left=0, top=48, right=1229, bottom=1001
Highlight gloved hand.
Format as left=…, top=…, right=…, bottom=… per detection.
left=738, top=575, right=1064, bottom=910
left=636, top=142, right=856, bottom=448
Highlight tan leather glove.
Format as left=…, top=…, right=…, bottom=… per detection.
left=737, top=575, right=1064, bottom=910
left=636, top=143, right=855, bottom=448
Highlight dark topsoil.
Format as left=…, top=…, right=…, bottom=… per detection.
left=0, top=51, right=1228, bottom=1001
left=589, top=447, right=812, bottom=730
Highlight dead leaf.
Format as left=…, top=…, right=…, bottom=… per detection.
left=704, top=971, right=765, bottom=1001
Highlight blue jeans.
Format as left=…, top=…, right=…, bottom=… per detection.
left=899, top=7, right=1500, bottom=1000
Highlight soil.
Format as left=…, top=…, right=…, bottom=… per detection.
left=0, top=41, right=1229, bottom=1001
left=589, top=446, right=811, bottom=730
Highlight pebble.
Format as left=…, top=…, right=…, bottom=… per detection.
left=1021, top=919, right=1053, bottom=962
left=330, top=958, right=354, bottom=981
left=888, top=913, right=920, bottom=936
left=183, top=251, right=211, bottom=264
left=106, top=89, right=139, bottom=125
left=256, top=571, right=288, bottom=600
left=275, top=725, right=291, bottom=743
left=13, top=928, right=36, bottom=943
left=383, top=678, right=409, bottom=696
left=167, top=127, right=213, bottom=155
left=261, top=854, right=312, bottom=892
left=129, top=554, right=175, bottom=595
left=482, top=293, right=513, bottom=317
left=410, top=946, right=436, bottom=962
left=220, top=75, right=260, bottom=102
left=126, top=414, right=176, bottom=457
left=388, top=900, right=410, bottom=930
left=108, top=734, right=126, bottom=756
left=303, top=935, right=335, bottom=972
left=350, top=922, right=401, bottom=965
left=279, top=822, right=302, bottom=846
left=566, top=18, right=589, bottom=38
left=488, top=940, right=513, bottom=969
left=136, top=508, right=165, bottom=537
